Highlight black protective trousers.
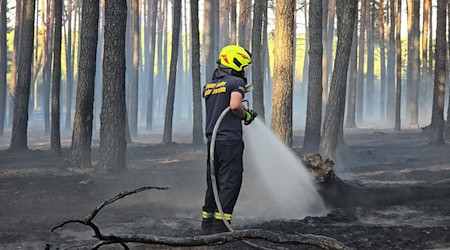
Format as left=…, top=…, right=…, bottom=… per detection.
left=202, top=140, right=244, bottom=216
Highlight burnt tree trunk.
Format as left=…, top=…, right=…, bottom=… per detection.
left=230, top=0, right=237, bottom=45
left=238, top=0, right=251, bottom=49
left=191, top=0, right=203, bottom=145
left=162, top=0, right=181, bottom=144
left=9, top=0, right=23, bottom=128
left=394, top=0, right=401, bottom=131
left=320, top=0, right=357, bottom=160
left=204, top=0, right=215, bottom=82
left=43, top=0, right=55, bottom=135
left=145, top=0, right=157, bottom=131
left=98, top=0, right=127, bottom=172
left=429, top=0, right=446, bottom=145
left=406, top=0, right=413, bottom=122
left=366, top=0, right=374, bottom=118
left=303, top=0, right=323, bottom=152
left=387, top=0, right=396, bottom=125
left=70, top=0, right=99, bottom=168
left=50, top=0, right=62, bottom=156
left=410, top=0, right=420, bottom=125
left=271, top=0, right=295, bottom=146
left=0, top=0, right=6, bottom=136
left=251, top=0, right=266, bottom=120
left=10, top=0, right=35, bottom=151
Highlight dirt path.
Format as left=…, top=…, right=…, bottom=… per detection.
left=1, top=128, right=450, bottom=249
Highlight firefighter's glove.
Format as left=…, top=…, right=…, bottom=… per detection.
left=243, top=109, right=257, bottom=125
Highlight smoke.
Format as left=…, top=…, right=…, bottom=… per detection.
left=236, top=119, right=327, bottom=220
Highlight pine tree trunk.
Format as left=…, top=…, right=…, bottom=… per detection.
left=10, top=0, right=35, bottom=151
left=356, top=0, right=367, bottom=123
left=93, top=0, right=104, bottom=134
left=366, top=0, right=375, bottom=118
left=303, top=0, right=323, bottom=152
left=98, top=0, right=127, bottom=172
left=322, top=0, right=335, bottom=105
left=238, top=0, right=251, bottom=48
left=379, top=0, right=387, bottom=121
left=145, top=0, right=157, bottom=131
left=129, top=0, right=140, bottom=137
left=162, top=0, right=181, bottom=144
left=191, top=0, right=203, bottom=145
left=410, top=0, right=420, bottom=125
left=8, top=0, right=23, bottom=128
left=421, top=0, right=429, bottom=124
left=212, top=0, right=219, bottom=57
left=204, top=0, right=215, bottom=82
left=230, top=0, right=237, bottom=45
left=345, top=17, right=358, bottom=128
left=394, top=0, right=401, bottom=131
left=406, top=0, right=413, bottom=122
left=271, top=0, right=295, bottom=146
left=0, top=0, right=6, bottom=137
left=219, top=0, right=229, bottom=48
left=429, top=0, right=446, bottom=145
left=65, top=0, right=73, bottom=130
left=44, top=0, right=55, bottom=135
left=300, top=0, right=309, bottom=105
left=50, top=0, right=62, bottom=156
left=70, top=0, right=99, bottom=168
left=251, top=0, right=266, bottom=120
left=155, top=0, right=163, bottom=121
left=387, top=0, right=396, bottom=125
left=320, top=0, right=357, bottom=160
left=162, top=0, right=168, bottom=118
left=445, top=1, right=450, bottom=137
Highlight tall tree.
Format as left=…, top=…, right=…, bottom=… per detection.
left=394, top=0, right=401, bottom=131
left=155, top=0, right=163, bottom=120
left=320, top=0, right=357, bottom=160
left=251, top=0, right=266, bottom=120
left=70, top=0, right=99, bottom=168
left=366, top=0, right=374, bottom=117
left=379, top=0, right=387, bottom=120
left=238, top=0, right=251, bottom=49
left=386, top=0, right=396, bottom=125
left=162, top=0, right=181, bottom=143
left=129, top=0, right=140, bottom=137
left=191, top=0, right=203, bottom=144
left=345, top=15, right=358, bottom=128
left=322, top=0, right=336, bottom=104
left=410, top=0, right=420, bottom=125
left=204, top=0, right=215, bottom=82
left=0, top=0, right=6, bottom=137
left=9, top=0, right=23, bottom=127
left=98, top=0, right=127, bottom=172
left=50, top=0, right=62, bottom=156
left=356, top=0, right=367, bottom=123
left=421, top=0, right=429, bottom=117
left=10, top=0, right=35, bottom=150
left=146, top=0, right=158, bottom=131
left=65, top=0, right=74, bottom=130
left=219, top=0, right=230, bottom=48
left=406, top=0, right=413, bottom=122
left=303, top=0, right=323, bottom=152
left=230, top=0, right=237, bottom=44
left=271, top=0, right=295, bottom=146
left=43, top=0, right=55, bottom=135
left=429, top=0, right=446, bottom=144
left=445, top=1, right=450, bottom=137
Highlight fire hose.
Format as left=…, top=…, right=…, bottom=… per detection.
left=210, top=105, right=272, bottom=250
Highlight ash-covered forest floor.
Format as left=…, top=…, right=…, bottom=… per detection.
left=1, top=126, right=450, bottom=249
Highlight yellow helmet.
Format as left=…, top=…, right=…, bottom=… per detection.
left=219, top=45, right=252, bottom=72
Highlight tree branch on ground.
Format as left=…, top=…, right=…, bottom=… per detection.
left=51, top=187, right=350, bottom=250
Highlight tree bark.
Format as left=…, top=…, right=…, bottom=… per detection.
left=366, top=0, right=374, bottom=118
left=345, top=16, right=358, bottom=128
left=98, top=0, right=127, bottom=172
left=356, top=0, right=366, bottom=124
left=303, top=0, right=323, bottom=152
left=191, top=0, right=203, bottom=145
left=64, top=0, right=74, bottom=130
left=145, top=0, right=157, bottom=131
left=300, top=0, right=309, bottom=105
left=50, top=0, right=62, bottom=156
left=271, top=0, right=295, bottom=146
left=251, top=0, right=266, bottom=120
left=70, top=0, right=99, bottom=168
left=43, top=0, right=55, bottom=135
left=429, top=0, right=446, bottom=144
left=394, top=0, right=401, bottom=131
left=219, top=0, right=230, bottom=48
left=230, top=0, right=237, bottom=45
left=421, top=0, right=429, bottom=125
left=0, top=0, right=7, bottom=137
left=320, top=0, right=357, bottom=160
left=204, top=0, right=215, bottom=82
left=379, top=0, right=387, bottom=121
left=8, top=0, right=23, bottom=128
left=322, top=0, right=336, bottom=105
left=10, top=0, right=35, bottom=151
left=406, top=0, right=413, bottom=122
left=386, top=0, right=396, bottom=125
left=410, top=0, right=420, bottom=125
left=238, top=0, right=251, bottom=49
left=162, top=0, right=181, bottom=144
left=129, top=0, right=139, bottom=137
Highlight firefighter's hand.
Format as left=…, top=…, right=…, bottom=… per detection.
left=243, top=109, right=257, bottom=125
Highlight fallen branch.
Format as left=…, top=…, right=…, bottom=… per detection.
left=51, top=186, right=351, bottom=250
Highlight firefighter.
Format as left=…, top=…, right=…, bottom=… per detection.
left=201, top=45, right=257, bottom=234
